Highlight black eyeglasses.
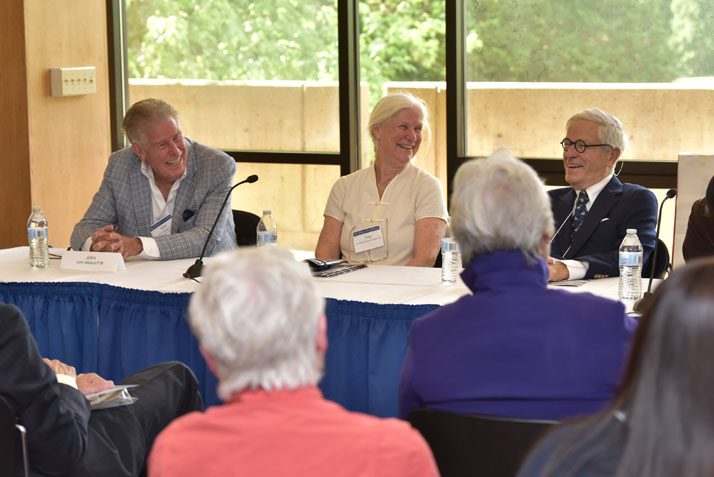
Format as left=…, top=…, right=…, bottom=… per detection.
left=560, top=138, right=611, bottom=153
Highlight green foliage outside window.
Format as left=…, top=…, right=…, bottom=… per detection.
left=127, top=0, right=714, bottom=98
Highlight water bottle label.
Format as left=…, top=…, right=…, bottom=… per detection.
left=28, top=227, right=48, bottom=240
left=619, top=252, right=641, bottom=266
left=441, top=238, right=460, bottom=253
left=257, top=231, right=277, bottom=245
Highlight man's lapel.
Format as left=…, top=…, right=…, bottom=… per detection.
left=172, top=141, right=196, bottom=233
left=552, top=188, right=576, bottom=258
left=565, top=176, right=623, bottom=259
left=129, top=164, right=153, bottom=235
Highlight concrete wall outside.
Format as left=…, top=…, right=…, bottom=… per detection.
left=127, top=80, right=711, bottom=254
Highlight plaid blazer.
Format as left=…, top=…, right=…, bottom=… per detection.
left=71, top=138, right=237, bottom=260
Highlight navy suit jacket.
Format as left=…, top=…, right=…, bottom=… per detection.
left=549, top=176, right=658, bottom=279
left=0, top=303, right=91, bottom=475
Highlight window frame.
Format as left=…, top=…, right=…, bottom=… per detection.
left=107, top=0, right=677, bottom=197
left=445, top=0, right=676, bottom=197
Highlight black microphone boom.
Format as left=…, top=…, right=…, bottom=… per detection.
left=632, top=187, right=676, bottom=312
left=183, top=174, right=259, bottom=279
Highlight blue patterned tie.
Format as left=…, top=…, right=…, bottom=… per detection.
left=571, top=190, right=589, bottom=241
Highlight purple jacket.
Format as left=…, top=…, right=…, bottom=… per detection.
left=398, top=250, right=636, bottom=420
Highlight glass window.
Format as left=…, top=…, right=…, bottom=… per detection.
left=358, top=0, right=447, bottom=193
left=125, top=0, right=340, bottom=250
left=126, top=0, right=340, bottom=153
left=464, top=0, right=714, bottom=162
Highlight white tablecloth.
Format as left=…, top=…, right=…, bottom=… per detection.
left=0, top=246, right=651, bottom=308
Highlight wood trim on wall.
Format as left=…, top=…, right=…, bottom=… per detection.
left=0, top=0, right=31, bottom=248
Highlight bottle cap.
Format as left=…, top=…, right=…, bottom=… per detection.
left=626, top=228, right=637, bottom=234
left=263, top=210, right=271, bottom=215
left=32, top=206, right=41, bottom=210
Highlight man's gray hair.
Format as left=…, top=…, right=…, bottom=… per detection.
left=450, top=149, right=555, bottom=265
left=566, top=108, right=629, bottom=153
left=122, top=98, right=179, bottom=145
left=188, top=247, right=324, bottom=400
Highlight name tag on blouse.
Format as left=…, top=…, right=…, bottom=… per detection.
left=352, top=225, right=385, bottom=253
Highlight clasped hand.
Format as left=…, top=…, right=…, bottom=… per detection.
left=90, top=225, right=143, bottom=258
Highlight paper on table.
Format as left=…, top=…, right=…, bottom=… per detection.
left=550, top=280, right=588, bottom=287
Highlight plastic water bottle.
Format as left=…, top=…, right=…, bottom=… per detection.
left=27, top=206, right=49, bottom=268
left=618, top=229, right=643, bottom=301
left=256, top=210, right=278, bottom=247
left=441, top=237, right=462, bottom=283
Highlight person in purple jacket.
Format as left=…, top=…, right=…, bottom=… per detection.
left=398, top=149, right=637, bottom=421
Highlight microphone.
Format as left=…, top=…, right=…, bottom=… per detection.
left=632, top=188, right=676, bottom=312
left=549, top=208, right=575, bottom=247
left=183, top=174, right=259, bottom=279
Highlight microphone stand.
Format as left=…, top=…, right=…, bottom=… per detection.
left=184, top=174, right=259, bottom=279
left=632, top=188, right=677, bottom=312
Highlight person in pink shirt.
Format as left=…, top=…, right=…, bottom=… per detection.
left=148, top=247, right=438, bottom=477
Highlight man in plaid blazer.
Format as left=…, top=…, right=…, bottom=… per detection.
left=70, top=99, right=236, bottom=260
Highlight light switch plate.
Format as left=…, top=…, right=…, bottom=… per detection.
left=50, top=67, right=96, bottom=97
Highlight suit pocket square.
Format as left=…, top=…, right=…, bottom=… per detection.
left=600, top=218, right=610, bottom=222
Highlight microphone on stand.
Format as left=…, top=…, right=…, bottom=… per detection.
left=632, top=188, right=677, bottom=312
left=549, top=208, right=575, bottom=247
left=184, top=174, right=259, bottom=279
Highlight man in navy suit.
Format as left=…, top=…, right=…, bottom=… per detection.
left=548, top=108, right=657, bottom=281
left=0, top=302, right=203, bottom=476
left=71, top=98, right=236, bottom=260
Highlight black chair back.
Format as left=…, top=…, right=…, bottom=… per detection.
left=0, top=394, right=29, bottom=477
left=407, top=408, right=556, bottom=477
left=232, top=210, right=261, bottom=246
left=643, top=238, right=671, bottom=279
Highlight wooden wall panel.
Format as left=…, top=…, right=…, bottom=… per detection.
left=23, top=0, right=111, bottom=249
left=0, top=0, right=31, bottom=248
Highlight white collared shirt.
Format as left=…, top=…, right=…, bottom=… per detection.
left=81, top=161, right=186, bottom=259
left=558, top=174, right=614, bottom=280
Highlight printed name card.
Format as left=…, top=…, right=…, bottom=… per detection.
left=61, top=251, right=126, bottom=272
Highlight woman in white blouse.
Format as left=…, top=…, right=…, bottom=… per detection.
left=315, top=92, right=447, bottom=266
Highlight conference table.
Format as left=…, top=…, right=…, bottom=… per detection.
left=0, top=246, right=635, bottom=417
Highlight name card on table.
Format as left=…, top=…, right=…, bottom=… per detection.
left=61, top=251, right=126, bottom=272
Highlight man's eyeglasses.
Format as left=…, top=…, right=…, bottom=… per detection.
left=560, top=138, right=611, bottom=153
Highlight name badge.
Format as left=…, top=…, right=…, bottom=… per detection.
left=352, top=225, right=385, bottom=253
left=61, top=251, right=126, bottom=272
left=150, top=214, right=172, bottom=237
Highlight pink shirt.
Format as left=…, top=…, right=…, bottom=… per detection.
left=149, top=386, right=438, bottom=477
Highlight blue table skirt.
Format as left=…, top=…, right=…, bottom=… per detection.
left=0, top=282, right=438, bottom=416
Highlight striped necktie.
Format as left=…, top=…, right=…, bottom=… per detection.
left=571, top=190, right=589, bottom=240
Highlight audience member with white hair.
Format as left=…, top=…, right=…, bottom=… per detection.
left=149, top=247, right=438, bottom=477
left=399, top=150, right=637, bottom=421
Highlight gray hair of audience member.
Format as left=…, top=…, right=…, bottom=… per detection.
left=566, top=108, right=629, bottom=154
left=450, top=149, right=554, bottom=265
left=122, top=98, right=179, bottom=146
left=188, top=247, right=324, bottom=400
left=368, top=91, right=431, bottom=151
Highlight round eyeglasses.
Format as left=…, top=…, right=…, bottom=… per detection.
left=560, top=138, right=611, bottom=153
